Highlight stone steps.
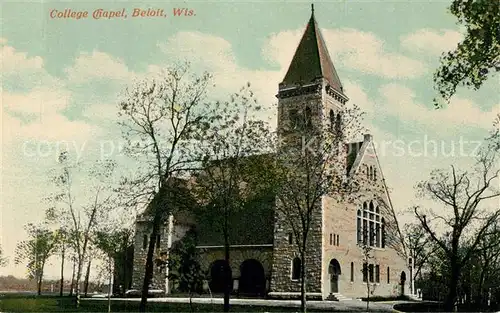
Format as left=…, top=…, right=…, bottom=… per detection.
left=326, top=293, right=352, bottom=301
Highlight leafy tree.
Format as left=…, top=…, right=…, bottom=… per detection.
left=414, top=143, right=500, bottom=311
left=167, top=228, right=204, bottom=312
left=15, top=223, right=59, bottom=295
left=95, top=228, right=130, bottom=313
left=434, top=0, right=499, bottom=104
left=0, top=244, right=7, bottom=267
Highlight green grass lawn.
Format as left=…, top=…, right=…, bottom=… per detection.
left=0, top=294, right=334, bottom=312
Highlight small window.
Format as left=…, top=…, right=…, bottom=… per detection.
left=375, top=265, right=380, bottom=283
left=336, top=234, right=340, bottom=246
left=357, top=217, right=362, bottom=243
left=374, top=168, right=377, bottom=181
left=335, top=113, right=341, bottom=135
left=369, top=264, right=374, bottom=282
left=362, top=263, right=368, bottom=282
left=288, top=233, right=293, bottom=244
left=290, top=109, right=299, bottom=129
left=156, top=234, right=161, bottom=249
left=143, top=234, right=148, bottom=250
left=387, top=266, right=390, bottom=284
left=292, top=257, right=301, bottom=280
left=330, top=233, right=333, bottom=245
left=350, top=262, right=354, bottom=282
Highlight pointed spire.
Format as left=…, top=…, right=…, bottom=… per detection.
left=281, top=5, right=344, bottom=95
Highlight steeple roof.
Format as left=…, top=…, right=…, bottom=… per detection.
left=281, top=5, right=344, bottom=94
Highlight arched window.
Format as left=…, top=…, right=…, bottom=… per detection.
left=329, top=110, right=335, bottom=131
left=292, top=257, right=301, bottom=280
left=335, top=113, right=342, bottom=135
left=288, top=233, right=293, bottom=244
left=359, top=201, right=384, bottom=248
left=290, top=109, right=299, bottom=129
left=369, top=166, right=373, bottom=180
left=387, top=266, right=390, bottom=284
left=143, top=234, right=148, bottom=250
left=156, top=234, right=161, bottom=250
left=366, top=165, right=369, bottom=179
left=337, top=234, right=340, bottom=246
left=350, top=262, right=354, bottom=282
left=374, top=168, right=377, bottom=181
left=305, top=107, right=312, bottom=129
left=381, top=218, right=386, bottom=248
left=357, top=210, right=362, bottom=244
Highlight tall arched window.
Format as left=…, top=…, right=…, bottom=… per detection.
left=387, top=266, right=390, bottom=284
left=292, top=257, right=301, bottom=280
left=143, top=234, right=148, bottom=250
left=381, top=218, right=386, bottom=248
left=329, top=110, right=335, bottom=131
left=374, top=168, right=377, bottom=181
left=357, top=210, right=362, bottom=244
left=359, top=201, right=384, bottom=248
left=350, top=262, right=354, bottom=282
left=369, top=166, right=373, bottom=180
left=335, top=113, right=342, bottom=135
left=305, top=107, right=312, bottom=129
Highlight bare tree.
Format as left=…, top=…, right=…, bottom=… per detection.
left=117, top=62, right=216, bottom=312
left=46, top=151, right=115, bottom=306
left=360, top=242, right=376, bottom=311
left=274, top=103, right=364, bottom=313
left=191, top=85, right=274, bottom=312
left=414, top=145, right=500, bottom=312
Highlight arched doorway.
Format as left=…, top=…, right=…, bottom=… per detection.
left=209, top=260, right=232, bottom=293
left=400, top=271, right=407, bottom=295
left=329, top=259, right=341, bottom=293
left=239, top=259, right=265, bottom=296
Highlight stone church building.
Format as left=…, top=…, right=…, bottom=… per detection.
left=131, top=7, right=412, bottom=300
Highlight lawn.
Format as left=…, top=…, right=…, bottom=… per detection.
left=0, top=294, right=336, bottom=312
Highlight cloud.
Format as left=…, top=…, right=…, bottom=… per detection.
left=378, top=83, right=498, bottom=131
left=0, top=41, right=44, bottom=74
left=65, top=50, right=134, bottom=83
left=3, top=88, right=71, bottom=116
left=400, top=29, right=463, bottom=55
left=262, top=27, right=427, bottom=79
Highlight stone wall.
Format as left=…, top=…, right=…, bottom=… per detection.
left=131, top=216, right=170, bottom=291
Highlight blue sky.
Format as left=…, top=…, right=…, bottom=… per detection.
left=1, top=1, right=498, bottom=279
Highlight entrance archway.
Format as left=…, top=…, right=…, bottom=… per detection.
left=328, top=259, right=341, bottom=293
left=400, top=271, right=407, bottom=295
left=239, top=259, right=265, bottom=296
left=209, top=260, right=232, bottom=293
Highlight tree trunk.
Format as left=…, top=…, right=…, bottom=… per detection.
left=444, top=262, right=461, bottom=312
left=139, top=214, right=161, bottom=312
left=366, top=282, right=370, bottom=311
left=108, top=256, right=113, bottom=313
left=75, top=256, right=84, bottom=308
left=84, top=258, right=92, bottom=297
left=37, top=268, right=44, bottom=296
left=300, top=250, right=307, bottom=313
left=60, top=243, right=65, bottom=297
left=223, top=241, right=230, bottom=312
left=69, top=259, right=76, bottom=297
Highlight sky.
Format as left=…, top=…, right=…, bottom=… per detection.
left=1, top=0, right=498, bottom=280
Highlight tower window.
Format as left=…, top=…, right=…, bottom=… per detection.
left=292, top=257, right=301, bottom=280
left=290, top=109, right=299, bottom=129
left=335, top=113, right=341, bottom=135
left=329, top=110, right=335, bottom=131
left=143, top=234, right=148, bottom=250
left=305, top=107, right=312, bottom=129
left=288, top=233, right=293, bottom=244
left=350, top=262, right=354, bottom=282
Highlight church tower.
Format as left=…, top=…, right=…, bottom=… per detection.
left=269, top=5, right=349, bottom=299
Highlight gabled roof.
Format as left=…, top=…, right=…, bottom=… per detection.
left=281, top=6, right=344, bottom=94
